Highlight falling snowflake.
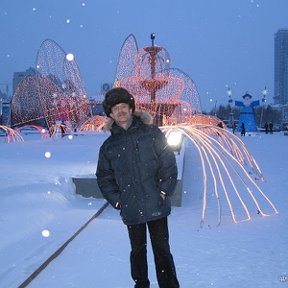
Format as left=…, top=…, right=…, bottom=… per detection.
left=45, top=152, right=51, bottom=158
left=42, top=229, right=50, bottom=237
left=66, top=53, right=74, bottom=61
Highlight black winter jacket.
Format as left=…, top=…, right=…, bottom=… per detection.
left=96, top=111, right=178, bottom=225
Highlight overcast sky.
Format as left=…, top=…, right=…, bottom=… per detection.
left=0, top=0, right=287, bottom=110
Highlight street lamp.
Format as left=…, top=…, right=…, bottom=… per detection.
left=260, top=86, right=267, bottom=128
left=227, top=86, right=232, bottom=99
left=227, top=87, right=234, bottom=127
left=150, top=32, right=155, bottom=46
left=262, top=86, right=268, bottom=102
left=166, top=130, right=183, bottom=154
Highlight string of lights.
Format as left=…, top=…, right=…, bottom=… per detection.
left=0, top=125, right=23, bottom=143
left=11, top=39, right=91, bottom=131
left=114, top=34, right=202, bottom=125
left=162, top=125, right=278, bottom=226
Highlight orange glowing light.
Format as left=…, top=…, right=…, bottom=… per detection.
left=49, top=122, right=73, bottom=138
left=11, top=39, right=91, bottom=133
left=79, top=115, right=107, bottom=132
left=0, top=125, right=24, bottom=143
left=162, top=125, right=278, bottom=226
left=16, top=125, right=50, bottom=139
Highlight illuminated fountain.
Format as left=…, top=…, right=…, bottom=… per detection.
left=114, top=34, right=201, bottom=126
left=162, top=125, right=278, bottom=226
left=11, top=39, right=92, bottom=133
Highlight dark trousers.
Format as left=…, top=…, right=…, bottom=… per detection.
left=127, top=217, right=179, bottom=288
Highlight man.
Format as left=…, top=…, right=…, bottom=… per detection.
left=96, top=87, right=179, bottom=288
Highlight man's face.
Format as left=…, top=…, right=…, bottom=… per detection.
left=110, top=103, right=133, bottom=127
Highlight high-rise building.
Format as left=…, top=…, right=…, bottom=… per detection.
left=12, top=67, right=37, bottom=95
left=274, top=29, right=288, bottom=105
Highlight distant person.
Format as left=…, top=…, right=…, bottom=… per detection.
left=72, top=123, right=77, bottom=133
left=60, top=121, right=66, bottom=137
left=96, top=87, right=179, bottom=288
left=241, top=122, right=246, bottom=136
left=232, top=121, right=236, bottom=134
left=217, top=121, right=224, bottom=128
left=216, top=121, right=224, bottom=136
left=264, top=122, right=269, bottom=134
left=269, top=122, right=273, bottom=134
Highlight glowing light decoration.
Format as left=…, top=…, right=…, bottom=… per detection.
left=78, top=115, right=107, bottom=132
left=167, top=130, right=183, bottom=146
left=0, top=125, right=24, bottom=143
left=11, top=39, right=92, bottom=134
left=114, top=34, right=202, bottom=126
left=183, top=114, right=226, bottom=127
left=162, top=125, right=278, bottom=226
left=16, top=125, right=50, bottom=139
left=49, top=122, right=73, bottom=139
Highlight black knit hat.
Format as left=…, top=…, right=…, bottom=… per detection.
left=103, top=87, right=135, bottom=117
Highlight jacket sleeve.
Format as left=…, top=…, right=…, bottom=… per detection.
left=96, top=146, right=121, bottom=209
left=153, top=128, right=178, bottom=196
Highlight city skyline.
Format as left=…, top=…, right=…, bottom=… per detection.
left=1, top=0, right=288, bottom=111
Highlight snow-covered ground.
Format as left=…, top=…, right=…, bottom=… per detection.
left=0, top=130, right=287, bottom=288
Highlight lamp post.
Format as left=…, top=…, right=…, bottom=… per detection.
left=227, top=87, right=234, bottom=127
left=260, top=86, right=267, bottom=128
left=150, top=32, right=155, bottom=47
